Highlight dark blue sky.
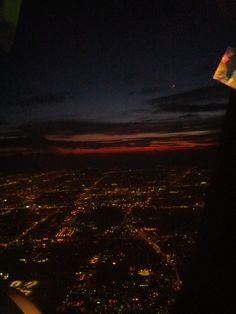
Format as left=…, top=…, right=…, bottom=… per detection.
left=0, top=0, right=233, bottom=155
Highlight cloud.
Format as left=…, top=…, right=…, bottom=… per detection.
left=19, top=120, right=163, bottom=136
left=5, top=91, right=71, bottom=107
left=0, top=133, right=51, bottom=149
left=148, top=84, right=229, bottom=113
left=19, top=114, right=225, bottom=140
left=0, top=114, right=224, bottom=155
left=154, top=102, right=226, bottom=113
left=130, top=82, right=174, bottom=96
left=180, top=114, right=199, bottom=119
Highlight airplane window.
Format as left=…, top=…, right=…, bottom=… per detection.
left=0, top=1, right=234, bottom=313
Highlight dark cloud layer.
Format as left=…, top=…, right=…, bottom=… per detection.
left=19, top=115, right=224, bottom=138
left=0, top=113, right=225, bottom=154
left=0, top=84, right=228, bottom=155
left=0, top=81, right=228, bottom=156
left=149, top=84, right=229, bottom=113
left=154, top=102, right=225, bottom=113
left=5, top=91, right=71, bottom=107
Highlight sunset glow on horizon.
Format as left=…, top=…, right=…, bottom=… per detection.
left=55, top=141, right=215, bottom=156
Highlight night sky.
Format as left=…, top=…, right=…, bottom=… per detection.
left=0, top=0, right=234, bottom=156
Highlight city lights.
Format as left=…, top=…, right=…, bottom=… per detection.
left=0, top=166, right=210, bottom=312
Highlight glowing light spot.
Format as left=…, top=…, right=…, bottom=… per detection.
left=137, top=268, right=153, bottom=276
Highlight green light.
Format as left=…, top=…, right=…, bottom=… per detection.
left=2, top=0, right=22, bottom=26
left=0, top=0, right=22, bottom=52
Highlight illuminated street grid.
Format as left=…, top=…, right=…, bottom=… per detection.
left=0, top=165, right=210, bottom=313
